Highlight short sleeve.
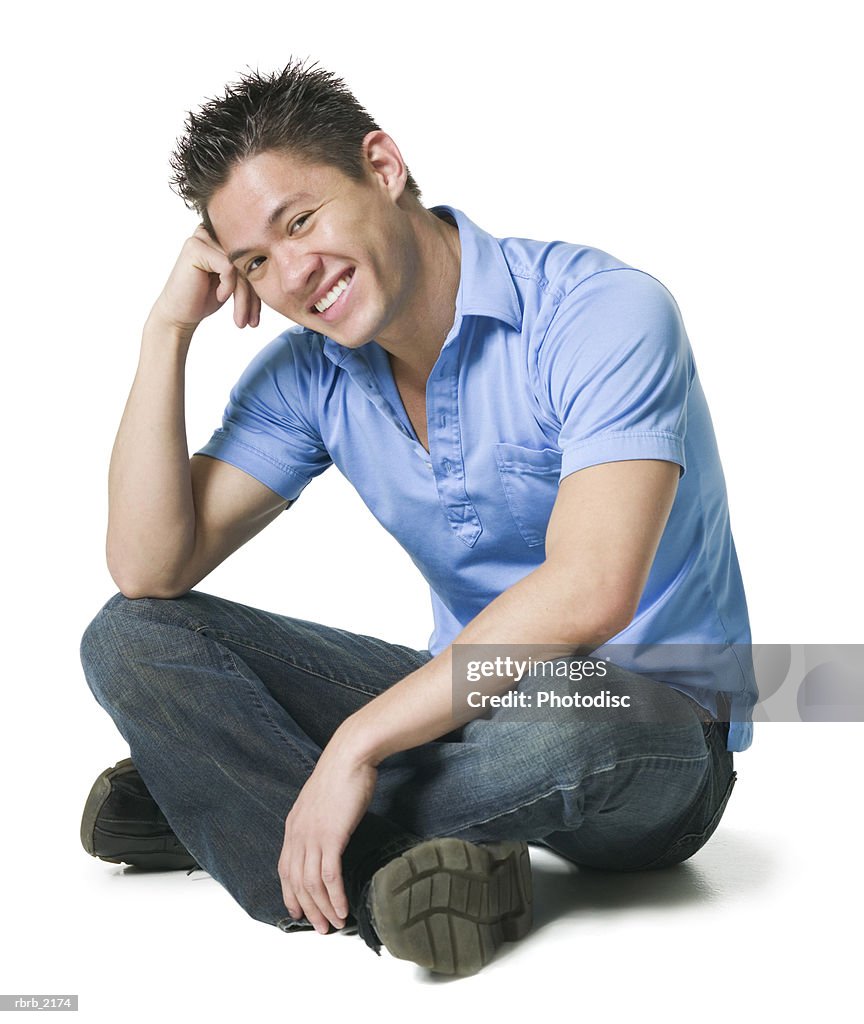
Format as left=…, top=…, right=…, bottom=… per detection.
left=535, top=269, right=693, bottom=482
left=196, top=329, right=332, bottom=502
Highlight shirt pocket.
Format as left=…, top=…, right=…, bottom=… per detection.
left=493, top=443, right=563, bottom=548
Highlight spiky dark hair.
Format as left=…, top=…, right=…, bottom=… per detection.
left=169, top=59, right=421, bottom=229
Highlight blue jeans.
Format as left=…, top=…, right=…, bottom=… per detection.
left=80, top=591, right=737, bottom=931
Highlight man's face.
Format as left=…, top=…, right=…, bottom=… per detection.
left=207, top=145, right=417, bottom=348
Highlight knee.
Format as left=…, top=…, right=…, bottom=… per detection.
left=81, top=592, right=132, bottom=653
left=80, top=592, right=187, bottom=707
left=80, top=594, right=138, bottom=702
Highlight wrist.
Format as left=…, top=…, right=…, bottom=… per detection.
left=326, top=717, right=383, bottom=770
left=143, top=306, right=198, bottom=354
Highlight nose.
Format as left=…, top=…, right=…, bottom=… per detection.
left=271, top=242, right=322, bottom=304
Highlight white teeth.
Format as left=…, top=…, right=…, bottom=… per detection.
left=314, top=273, right=352, bottom=313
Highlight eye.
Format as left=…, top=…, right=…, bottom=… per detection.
left=245, top=255, right=266, bottom=275
left=289, top=213, right=311, bottom=235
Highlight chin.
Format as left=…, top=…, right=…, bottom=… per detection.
left=322, top=316, right=379, bottom=349
left=335, top=332, right=374, bottom=349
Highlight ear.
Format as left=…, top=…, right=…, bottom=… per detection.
left=361, top=130, right=408, bottom=200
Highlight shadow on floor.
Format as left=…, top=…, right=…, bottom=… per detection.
left=528, top=827, right=775, bottom=932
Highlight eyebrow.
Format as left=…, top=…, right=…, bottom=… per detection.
left=227, top=191, right=314, bottom=263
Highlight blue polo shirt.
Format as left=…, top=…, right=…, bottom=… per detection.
left=198, top=206, right=757, bottom=751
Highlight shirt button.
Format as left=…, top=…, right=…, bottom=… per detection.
left=439, top=414, right=447, bottom=427
left=443, top=459, right=452, bottom=473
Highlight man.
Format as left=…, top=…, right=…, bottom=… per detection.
left=80, top=60, right=756, bottom=976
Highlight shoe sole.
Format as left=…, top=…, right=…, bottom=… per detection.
left=369, top=837, right=532, bottom=976
left=80, top=758, right=198, bottom=871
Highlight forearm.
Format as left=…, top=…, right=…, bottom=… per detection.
left=107, top=315, right=197, bottom=596
left=330, top=559, right=623, bottom=768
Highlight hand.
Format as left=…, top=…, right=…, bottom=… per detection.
left=278, top=748, right=378, bottom=934
left=149, top=225, right=261, bottom=338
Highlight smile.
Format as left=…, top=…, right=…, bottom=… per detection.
left=313, top=270, right=354, bottom=314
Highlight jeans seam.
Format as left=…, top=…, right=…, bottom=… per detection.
left=199, top=626, right=427, bottom=700
left=219, top=644, right=320, bottom=774
left=114, top=605, right=342, bottom=751
left=436, top=751, right=710, bottom=837
left=199, top=630, right=410, bottom=699
left=106, top=595, right=425, bottom=696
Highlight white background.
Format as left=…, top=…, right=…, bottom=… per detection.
left=1, top=0, right=861, bottom=1020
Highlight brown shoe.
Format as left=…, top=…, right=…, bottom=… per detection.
left=368, top=838, right=532, bottom=975
left=80, top=758, right=198, bottom=871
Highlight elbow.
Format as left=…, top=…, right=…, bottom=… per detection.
left=108, top=557, right=190, bottom=602
left=561, top=606, right=634, bottom=650
left=594, top=603, right=637, bottom=646
left=595, top=589, right=640, bottom=642
left=111, top=575, right=190, bottom=602
left=541, top=562, right=639, bottom=648
left=116, top=583, right=189, bottom=601
left=554, top=587, right=639, bottom=650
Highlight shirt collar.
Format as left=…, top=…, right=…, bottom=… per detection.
left=322, top=205, right=523, bottom=366
left=430, top=205, right=523, bottom=330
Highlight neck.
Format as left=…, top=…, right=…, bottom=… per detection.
left=376, top=204, right=461, bottom=385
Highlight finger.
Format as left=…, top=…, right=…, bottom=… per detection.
left=321, top=850, right=349, bottom=924
left=296, top=889, right=330, bottom=935
left=278, top=834, right=305, bottom=922
left=184, top=234, right=234, bottom=297
left=233, top=275, right=261, bottom=328
left=280, top=873, right=326, bottom=934
left=193, top=223, right=223, bottom=251
left=280, top=884, right=303, bottom=922
left=215, top=267, right=236, bottom=306
left=190, top=224, right=237, bottom=287
left=249, top=287, right=261, bottom=328
left=278, top=857, right=303, bottom=922
left=280, top=833, right=330, bottom=934
left=302, top=847, right=346, bottom=933
left=233, top=276, right=252, bottom=329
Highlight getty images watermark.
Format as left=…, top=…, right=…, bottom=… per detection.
left=450, top=644, right=864, bottom=723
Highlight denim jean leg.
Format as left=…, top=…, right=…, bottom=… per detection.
left=81, top=598, right=734, bottom=933
left=371, top=662, right=721, bottom=871
left=80, top=592, right=427, bottom=929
